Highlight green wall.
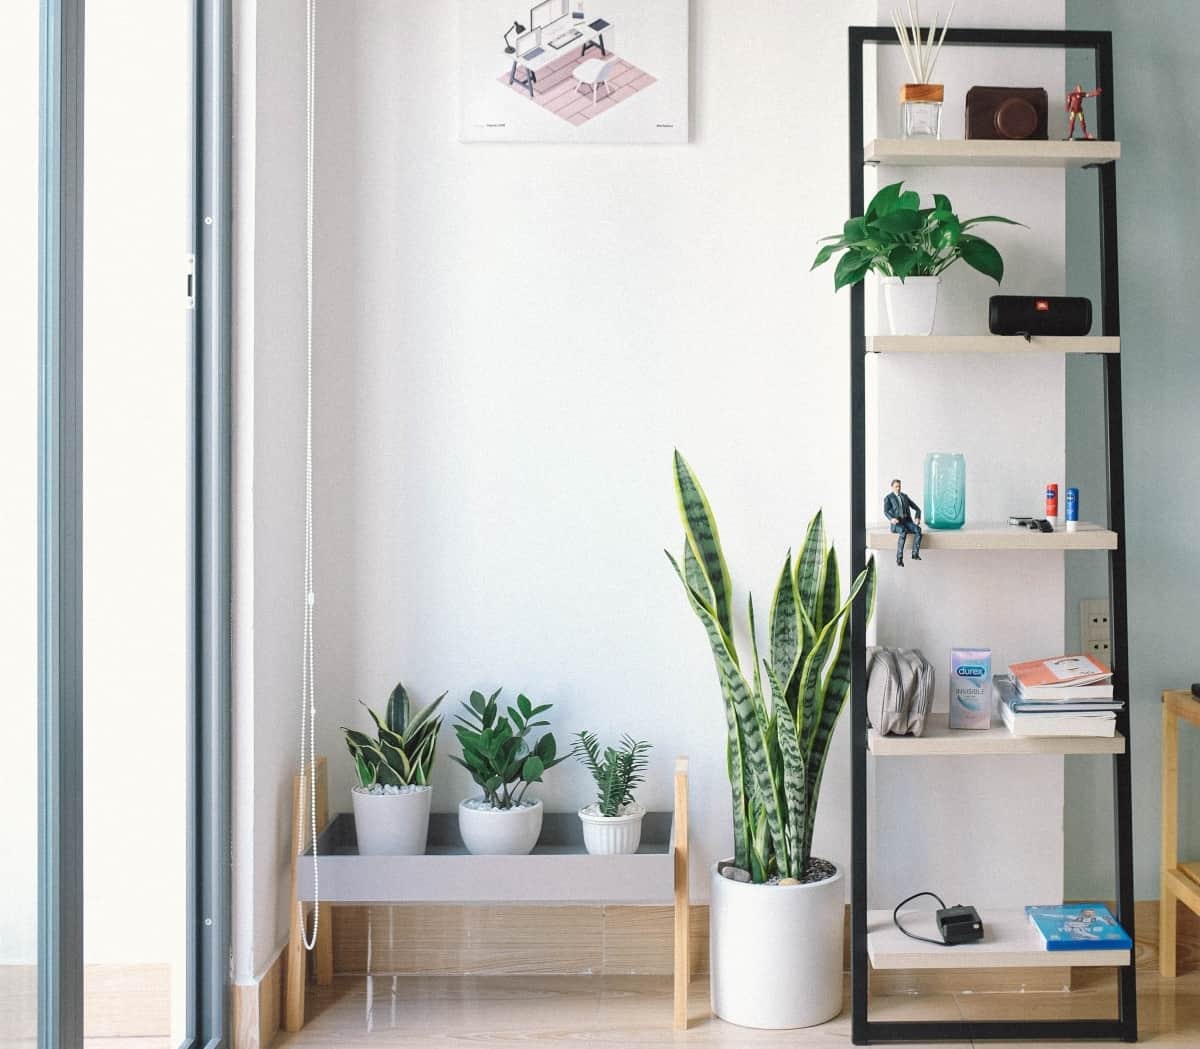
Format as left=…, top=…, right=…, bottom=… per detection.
left=1065, top=1, right=1200, bottom=899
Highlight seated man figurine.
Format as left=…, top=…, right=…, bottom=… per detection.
left=885, top=478, right=922, bottom=566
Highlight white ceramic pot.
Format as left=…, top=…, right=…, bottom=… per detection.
left=881, top=274, right=940, bottom=335
left=578, top=803, right=645, bottom=855
left=351, top=785, right=431, bottom=855
left=709, top=859, right=844, bottom=1029
left=458, top=798, right=543, bottom=855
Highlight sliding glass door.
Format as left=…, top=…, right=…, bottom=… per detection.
left=33, top=2, right=230, bottom=1046
left=81, top=4, right=191, bottom=1044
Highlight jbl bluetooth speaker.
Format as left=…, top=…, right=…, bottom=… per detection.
left=989, top=295, right=1093, bottom=336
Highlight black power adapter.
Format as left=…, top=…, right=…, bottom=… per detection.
left=936, top=904, right=985, bottom=945
left=894, top=892, right=985, bottom=946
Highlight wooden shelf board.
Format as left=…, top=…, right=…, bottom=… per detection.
left=867, top=335, right=1119, bottom=355
left=868, top=714, right=1124, bottom=756
left=865, top=138, right=1121, bottom=168
left=868, top=523, right=1117, bottom=551
left=867, top=908, right=1130, bottom=970
left=297, top=812, right=676, bottom=904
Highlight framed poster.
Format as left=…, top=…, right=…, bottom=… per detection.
left=459, top=0, right=688, bottom=143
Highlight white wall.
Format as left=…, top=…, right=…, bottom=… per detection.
left=232, top=0, right=312, bottom=982
left=237, top=0, right=1101, bottom=974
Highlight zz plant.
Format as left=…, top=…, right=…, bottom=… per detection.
left=667, top=452, right=877, bottom=883
left=452, top=689, right=568, bottom=809
left=573, top=731, right=651, bottom=817
left=341, top=681, right=445, bottom=788
left=812, top=180, right=1023, bottom=289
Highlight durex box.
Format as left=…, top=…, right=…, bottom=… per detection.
left=950, top=648, right=993, bottom=729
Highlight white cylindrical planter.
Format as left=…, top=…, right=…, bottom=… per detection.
left=458, top=798, right=543, bottom=855
left=881, top=275, right=940, bottom=335
left=351, top=785, right=432, bottom=856
left=709, top=860, right=845, bottom=1029
left=578, top=803, right=645, bottom=855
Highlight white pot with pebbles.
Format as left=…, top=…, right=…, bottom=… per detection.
left=452, top=689, right=569, bottom=856
left=341, top=682, right=446, bottom=856
left=572, top=730, right=651, bottom=855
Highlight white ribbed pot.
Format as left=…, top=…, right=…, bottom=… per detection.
left=881, top=275, right=940, bottom=335
left=578, top=802, right=645, bottom=855
left=351, top=785, right=431, bottom=856
left=458, top=798, right=543, bottom=855
left=709, top=860, right=845, bottom=1029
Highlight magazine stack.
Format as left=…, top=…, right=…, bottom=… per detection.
left=996, top=654, right=1119, bottom=738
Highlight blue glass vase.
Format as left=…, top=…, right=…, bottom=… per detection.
left=924, top=452, right=965, bottom=530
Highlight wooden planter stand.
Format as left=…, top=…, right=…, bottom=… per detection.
left=286, top=756, right=691, bottom=1033
left=1160, top=689, right=1200, bottom=977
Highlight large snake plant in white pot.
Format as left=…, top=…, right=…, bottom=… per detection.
left=667, top=452, right=876, bottom=1029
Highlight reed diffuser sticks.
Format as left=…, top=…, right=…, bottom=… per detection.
left=892, top=1, right=956, bottom=84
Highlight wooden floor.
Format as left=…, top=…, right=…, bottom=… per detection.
left=274, top=967, right=1200, bottom=1048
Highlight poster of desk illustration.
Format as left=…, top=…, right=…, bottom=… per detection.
left=459, top=0, right=688, bottom=142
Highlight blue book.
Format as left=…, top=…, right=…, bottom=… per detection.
left=1025, top=904, right=1131, bottom=950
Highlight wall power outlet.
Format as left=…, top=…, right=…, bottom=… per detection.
left=1080, top=598, right=1111, bottom=663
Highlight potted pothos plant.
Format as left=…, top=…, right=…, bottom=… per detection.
left=667, top=452, right=876, bottom=1030
left=451, top=689, right=568, bottom=855
left=572, top=731, right=652, bottom=855
left=341, top=681, right=445, bottom=855
left=812, top=180, right=1022, bottom=335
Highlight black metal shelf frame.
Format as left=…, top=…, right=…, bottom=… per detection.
left=847, top=26, right=1136, bottom=1045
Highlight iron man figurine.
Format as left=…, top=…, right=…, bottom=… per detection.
left=1066, top=83, right=1102, bottom=140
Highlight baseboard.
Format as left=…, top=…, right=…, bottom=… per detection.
left=232, top=947, right=285, bottom=1049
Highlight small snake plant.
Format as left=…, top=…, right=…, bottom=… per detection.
left=667, top=452, right=877, bottom=882
left=573, top=731, right=651, bottom=817
left=341, top=681, right=446, bottom=788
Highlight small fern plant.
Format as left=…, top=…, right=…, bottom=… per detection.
left=573, top=731, right=651, bottom=817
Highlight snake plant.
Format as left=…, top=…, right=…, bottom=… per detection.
left=341, top=681, right=446, bottom=788
left=666, top=452, right=877, bottom=882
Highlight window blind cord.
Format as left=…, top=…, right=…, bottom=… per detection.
left=297, top=0, right=319, bottom=953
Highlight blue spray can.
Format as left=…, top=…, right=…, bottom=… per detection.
left=1065, top=487, right=1079, bottom=531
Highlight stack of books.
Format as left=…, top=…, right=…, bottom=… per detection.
left=996, top=654, right=1120, bottom=738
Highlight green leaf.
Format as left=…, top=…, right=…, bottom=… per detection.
left=386, top=681, right=410, bottom=736
left=673, top=451, right=735, bottom=647
left=404, top=692, right=446, bottom=740
left=811, top=241, right=843, bottom=270
left=768, top=552, right=801, bottom=694
left=766, top=661, right=807, bottom=880
left=887, top=245, right=918, bottom=279
left=932, top=193, right=953, bottom=215
left=896, top=190, right=920, bottom=211
left=960, top=214, right=1024, bottom=230
left=521, top=755, right=546, bottom=782
left=865, top=181, right=903, bottom=220
left=874, top=209, right=922, bottom=235
left=842, top=216, right=868, bottom=242
left=959, top=236, right=1004, bottom=283
left=666, top=552, right=788, bottom=873
left=795, top=510, right=826, bottom=622
left=518, top=694, right=533, bottom=718
left=833, top=250, right=871, bottom=290
left=534, top=733, right=557, bottom=764
left=469, top=690, right=486, bottom=716
left=932, top=215, right=962, bottom=250
left=816, top=545, right=841, bottom=627
left=683, top=539, right=714, bottom=611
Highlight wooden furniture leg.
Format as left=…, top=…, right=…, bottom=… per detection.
left=285, top=757, right=329, bottom=1031
left=673, top=756, right=690, bottom=1031
left=1161, top=696, right=1179, bottom=978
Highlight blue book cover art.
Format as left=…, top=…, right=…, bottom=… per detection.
left=1025, top=904, right=1132, bottom=950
